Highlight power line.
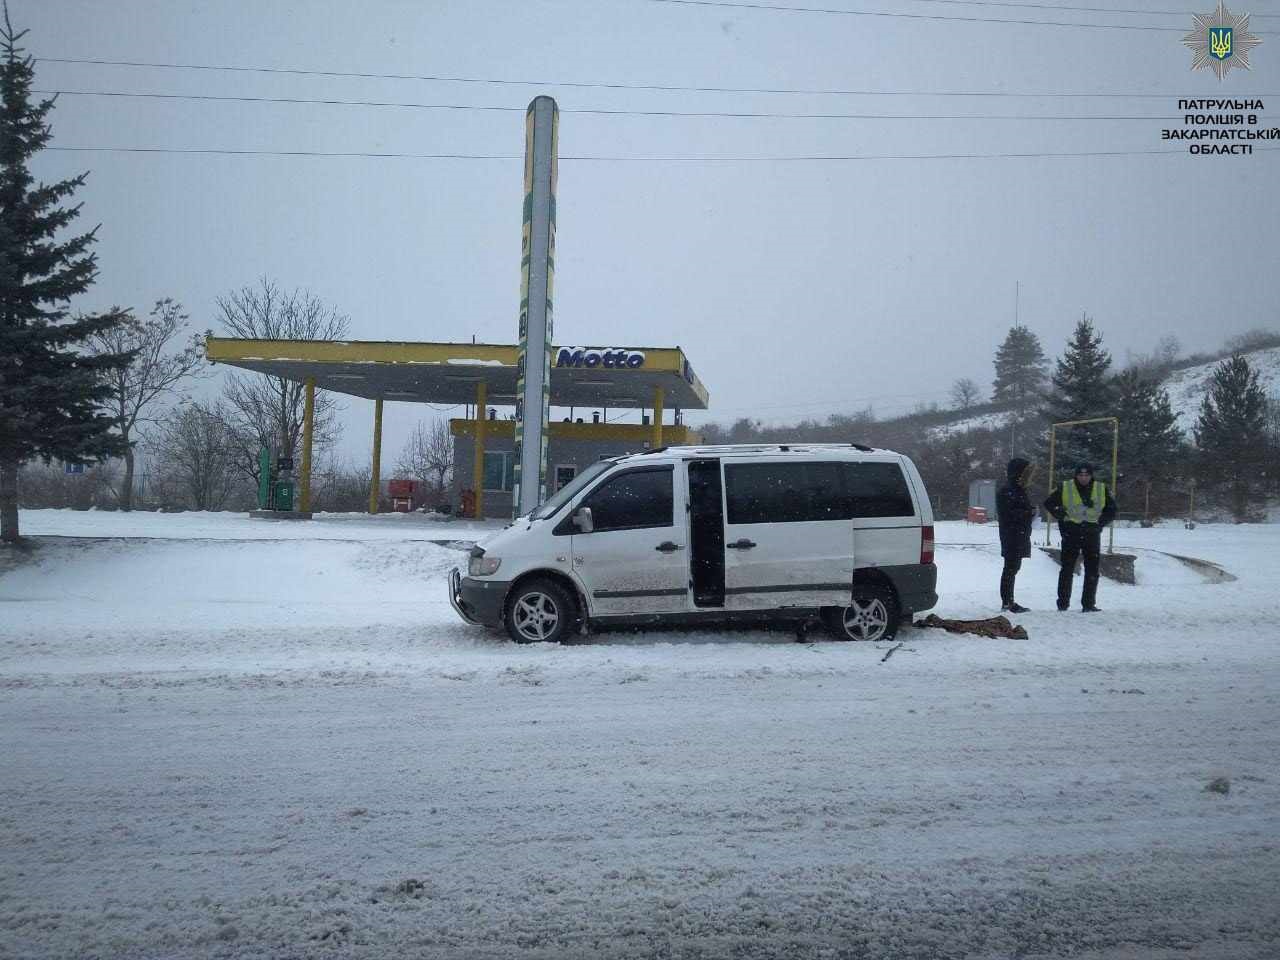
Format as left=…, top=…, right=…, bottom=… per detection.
left=46, top=146, right=520, bottom=160
left=704, top=388, right=955, bottom=415
left=836, top=0, right=1196, bottom=15
left=643, top=0, right=1249, bottom=32
left=36, top=58, right=1269, bottom=99
left=45, top=144, right=1280, bottom=161
left=35, top=89, right=1186, bottom=121
left=733, top=0, right=1278, bottom=17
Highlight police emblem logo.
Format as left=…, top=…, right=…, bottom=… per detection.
left=1209, top=27, right=1233, bottom=61
left=1184, top=2, right=1262, bottom=79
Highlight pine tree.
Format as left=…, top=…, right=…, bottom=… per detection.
left=1113, top=368, right=1186, bottom=517
left=992, top=325, right=1048, bottom=411
left=0, top=9, right=132, bottom=542
left=1194, top=355, right=1268, bottom=522
left=991, top=325, right=1049, bottom=456
left=1042, top=315, right=1116, bottom=480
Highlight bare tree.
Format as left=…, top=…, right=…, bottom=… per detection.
left=396, top=418, right=454, bottom=501
left=312, top=456, right=374, bottom=513
left=1126, top=333, right=1183, bottom=377
left=146, top=401, right=243, bottom=511
left=17, top=459, right=118, bottom=510
left=216, top=279, right=349, bottom=484
left=88, top=298, right=205, bottom=510
left=950, top=377, right=982, bottom=412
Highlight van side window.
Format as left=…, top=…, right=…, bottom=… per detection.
left=724, top=462, right=846, bottom=524
left=581, top=467, right=674, bottom=532
left=843, top=462, right=915, bottom=518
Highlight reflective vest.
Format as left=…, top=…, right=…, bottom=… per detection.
left=1062, top=480, right=1106, bottom=524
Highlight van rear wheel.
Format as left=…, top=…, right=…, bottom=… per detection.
left=504, top=577, right=576, bottom=645
left=823, top=586, right=899, bottom=642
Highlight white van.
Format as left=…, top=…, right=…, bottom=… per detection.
left=449, top=444, right=937, bottom=643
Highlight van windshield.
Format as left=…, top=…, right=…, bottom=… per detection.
left=528, top=460, right=615, bottom=520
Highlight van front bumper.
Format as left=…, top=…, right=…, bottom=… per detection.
left=448, top=568, right=509, bottom=628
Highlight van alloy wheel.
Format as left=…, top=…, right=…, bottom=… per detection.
left=512, top=593, right=559, bottom=641
left=504, top=577, right=576, bottom=645
left=823, top=585, right=900, bottom=642
left=842, top=598, right=889, bottom=641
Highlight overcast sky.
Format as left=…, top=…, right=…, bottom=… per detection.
left=24, top=0, right=1280, bottom=467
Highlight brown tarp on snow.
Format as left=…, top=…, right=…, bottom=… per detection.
left=914, top=614, right=1028, bottom=640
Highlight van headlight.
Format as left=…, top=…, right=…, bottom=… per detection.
left=469, top=555, right=502, bottom=576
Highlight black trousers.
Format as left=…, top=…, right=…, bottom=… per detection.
left=1058, top=523, right=1102, bottom=608
left=1000, top=556, right=1022, bottom=606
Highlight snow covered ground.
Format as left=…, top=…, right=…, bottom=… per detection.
left=13, top=507, right=503, bottom=542
left=2, top=511, right=1278, bottom=959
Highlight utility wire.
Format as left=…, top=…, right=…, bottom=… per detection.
left=704, top=388, right=954, bottom=414
left=831, top=0, right=1275, bottom=16
left=45, top=145, right=1280, bottom=161
left=643, top=0, right=1275, bottom=32
left=36, top=58, right=1271, bottom=99
left=34, top=89, right=1187, bottom=121
left=650, top=0, right=1208, bottom=31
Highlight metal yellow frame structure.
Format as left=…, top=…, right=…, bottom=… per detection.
left=206, top=336, right=709, bottom=517
left=1045, top=416, right=1120, bottom=553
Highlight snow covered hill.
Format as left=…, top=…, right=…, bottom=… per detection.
left=925, top=345, right=1280, bottom=442
left=1163, top=345, right=1280, bottom=430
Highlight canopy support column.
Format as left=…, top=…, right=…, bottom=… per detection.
left=369, top=397, right=383, bottom=514
left=652, top=384, right=664, bottom=449
left=300, top=377, right=316, bottom=513
left=473, top=381, right=487, bottom=519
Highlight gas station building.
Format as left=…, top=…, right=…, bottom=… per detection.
left=205, top=337, right=710, bottom=519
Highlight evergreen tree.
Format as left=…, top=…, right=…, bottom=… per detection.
left=1194, top=355, right=1268, bottom=522
left=1113, top=368, right=1186, bottom=517
left=1042, top=315, right=1116, bottom=480
left=0, top=10, right=131, bottom=542
left=991, top=324, right=1048, bottom=410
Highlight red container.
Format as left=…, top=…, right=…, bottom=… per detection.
left=966, top=506, right=988, bottom=524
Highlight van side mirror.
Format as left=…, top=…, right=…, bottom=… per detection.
left=572, top=506, right=594, bottom=534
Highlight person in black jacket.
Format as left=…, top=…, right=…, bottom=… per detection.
left=1043, top=462, right=1117, bottom=612
left=996, top=457, right=1036, bottom=613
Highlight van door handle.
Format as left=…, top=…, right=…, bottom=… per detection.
left=727, top=539, right=757, bottom=550
left=655, top=541, right=683, bottom=552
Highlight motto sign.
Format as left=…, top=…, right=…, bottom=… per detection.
left=555, top=347, right=646, bottom=369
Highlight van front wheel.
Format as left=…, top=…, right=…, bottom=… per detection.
left=504, top=578, right=576, bottom=645
left=823, top=586, right=899, bottom=642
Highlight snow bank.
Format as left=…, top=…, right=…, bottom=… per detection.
left=15, top=507, right=505, bottom=541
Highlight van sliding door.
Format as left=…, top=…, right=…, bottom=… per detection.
left=720, top=459, right=855, bottom=610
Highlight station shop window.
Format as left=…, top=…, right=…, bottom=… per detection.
left=483, top=451, right=516, bottom=492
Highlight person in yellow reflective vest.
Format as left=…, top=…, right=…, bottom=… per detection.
left=1042, top=463, right=1117, bottom=612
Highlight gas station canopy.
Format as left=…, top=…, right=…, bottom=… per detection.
left=205, top=338, right=709, bottom=411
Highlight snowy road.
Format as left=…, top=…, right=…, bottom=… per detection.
left=2, top=513, right=1278, bottom=958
